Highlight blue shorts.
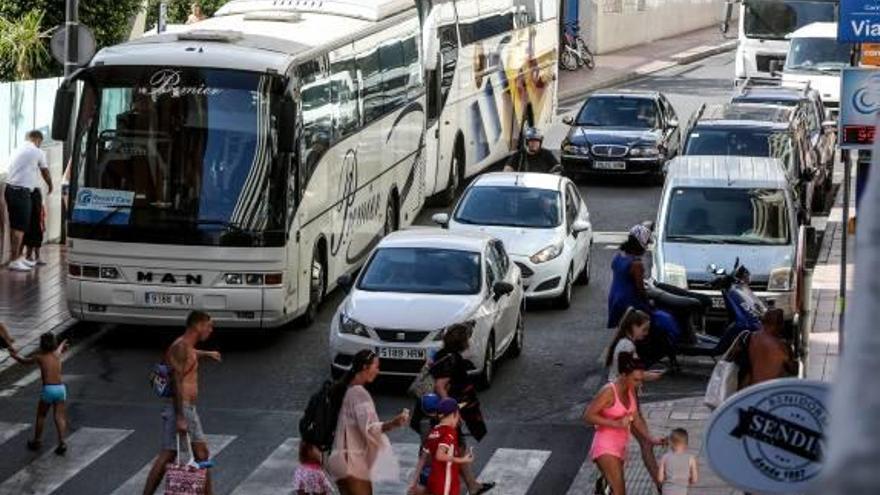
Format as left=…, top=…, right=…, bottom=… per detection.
left=41, top=384, right=67, bottom=404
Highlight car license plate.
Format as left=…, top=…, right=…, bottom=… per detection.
left=145, top=292, right=193, bottom=307
left=594, top=161, right=626, bottom=170
left=711, top=296, right=725, bottom=309
left=377, top=347, right=426, bottom=360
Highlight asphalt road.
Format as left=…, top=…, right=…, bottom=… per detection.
left=0, top=52, right=736, bottom=495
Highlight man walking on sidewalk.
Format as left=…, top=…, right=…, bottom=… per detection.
left=143, top=311, right=221, bottom=495
left=4, top=130, right=53, bottom=272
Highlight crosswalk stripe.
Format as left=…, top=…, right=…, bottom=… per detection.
left=110, top=434, right=236, bottom=495
left=229, top=437, right=300, bottom=495
left=0, top=422, right=30, bottom=447
left=0, top=427, right=133, bottom=495
left=564, top=454, right=596, bottom=495
left=593, top=231, right=628, bottom=245
left=477, top=448, right=552, bottom=495
left=375, top=442, right=421, bottom=495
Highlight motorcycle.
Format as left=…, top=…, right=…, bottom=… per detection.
left=638, top=259, right=767, bottom=368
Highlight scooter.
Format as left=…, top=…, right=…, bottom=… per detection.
left=637, top=260, right=766, bottom=367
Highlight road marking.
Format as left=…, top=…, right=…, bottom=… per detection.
left=0, top=327, right=110, bottom=398
left=477, top=448, right=552, bottom=495
left=229, top=437, right=300, bottom=495
left=0, top=427, right=133, bottom=495
left=110, top=434, right=236, bottom=495
left=564, top=453, right=597, bottom=495
left=0, top=423, right=30, bottom=447
left=374, top=442, right=421, bottom=495
left=592, top=231, right=628, bottom=245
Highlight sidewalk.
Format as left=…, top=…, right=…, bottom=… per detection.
left=570, top=182, right=849, bottom=494
left=0, top=244, right=75, bottom=374
left=558, top=25, right=737, bottom=103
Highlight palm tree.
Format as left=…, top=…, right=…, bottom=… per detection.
left=0, top=9, right=54, bottom=80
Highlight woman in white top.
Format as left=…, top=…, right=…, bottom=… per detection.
left=604, top=307, right=665, bottom=490
left=327, top=350, right=410, bottom=495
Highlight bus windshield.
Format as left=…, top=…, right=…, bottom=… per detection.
left=743, top=0, right=837, bottom=40
left=68, top=66, right=289, bottom=247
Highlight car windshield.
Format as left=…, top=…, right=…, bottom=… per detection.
left=743, top=0, right=837, bottom=40
left=68, top=66, right=288, bottom=247
left=575, top=96, right=659, bottom=128
left=785, top=37, right=851, bottom=73
left=685, top=128, right=792, bottom=157
left=358, top=247, right=482, bottom=294
left=665, top=187, right=790, bottom=245
left=454, top=186, right=561, bottom=228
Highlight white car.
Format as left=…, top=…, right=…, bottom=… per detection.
left=433, top=172, right=593, bottom=308
left=329, top=229, right=524, bottom=387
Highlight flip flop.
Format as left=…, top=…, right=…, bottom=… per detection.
left=26, top=440, right=41, bottom=451
left=55, top=443, right=67, bottom=456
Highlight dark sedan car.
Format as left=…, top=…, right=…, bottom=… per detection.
left=560, top=91, right=680, bottom=182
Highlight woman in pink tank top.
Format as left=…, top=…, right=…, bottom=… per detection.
left=584, top=352, right=662, bottom=494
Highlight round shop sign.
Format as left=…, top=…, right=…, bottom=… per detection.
left=704, top=378, right=830, bottom=494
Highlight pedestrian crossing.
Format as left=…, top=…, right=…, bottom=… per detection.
left=0, top=423, right=598, bottom=495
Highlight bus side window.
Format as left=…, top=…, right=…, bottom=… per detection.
left=330, top=49, right=361, bottom=139
left=379, top=41, right=407, bottom=113
left=299, top=58, right=333, bottom=179
left=358, top=49, right=384, bottom=124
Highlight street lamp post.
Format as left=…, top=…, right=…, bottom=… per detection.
left=64, top=0, right=79, bottom=77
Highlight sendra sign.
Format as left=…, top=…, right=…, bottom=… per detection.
left=704, top=378, right=830, bottom=494
left=839, top=0, right=880, bottom=42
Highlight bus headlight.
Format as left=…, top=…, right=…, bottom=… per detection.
left=339, top=313, right=371, bottom=338
left=224, top=273, right=243, bottom=285
left=768, top=267, right=792, bottom=291
left=100, top=267, right=120, bottom=280
left=663, top=263, right=688, bottom=289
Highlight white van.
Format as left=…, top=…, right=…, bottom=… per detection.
left=781, top=22, right=851, bottom=118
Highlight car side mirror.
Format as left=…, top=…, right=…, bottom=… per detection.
left=562, top=115, right=574, bottom=126
left=337, top=274, right=353, bottom=294
left=572, top=219, right=591, bottom=233
left=769, top=59, right=783, bottom=77
left=432, top=213, right=450, bottom=228
left=493, top=281, right=514, bottom=301
left=278, top=97, right=296, bottom=153
left=51, top=86, right=76, bottom=142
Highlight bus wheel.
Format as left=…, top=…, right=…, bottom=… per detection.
left=301, top=252, right=326, bottom=327
left=438, top=145, right=463, bottom=206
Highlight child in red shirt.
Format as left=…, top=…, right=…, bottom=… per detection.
left=425, top=398, right=474, bottom=495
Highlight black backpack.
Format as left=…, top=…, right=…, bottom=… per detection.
left=299, top=380, right=344, bottom=452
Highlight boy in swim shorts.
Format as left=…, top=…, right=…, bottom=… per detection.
left=10, top=332, right=69, bottom=455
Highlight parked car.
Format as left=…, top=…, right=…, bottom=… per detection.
left=433, top=172, right=593, bottom=308
left=329, top=229, right=524, bottom=387
left=682, top=102, right=829, bottom=217
left=652, top=156, right=810, bottom=357
left=560, top=90, right=680, bottom=182
left=731, top=79, right=837, bottom=207
left=779, top=22, right=850, bottom=119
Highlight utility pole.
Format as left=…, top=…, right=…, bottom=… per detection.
left=64, top=0, right=79, bottom=77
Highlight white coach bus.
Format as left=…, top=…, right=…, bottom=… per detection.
left=51, top=0, right=558, bottom=328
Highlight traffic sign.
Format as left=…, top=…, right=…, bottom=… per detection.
left=839, top=0, right=880, bottom=42
left=704, top=378, right=831, bottom=494
left=839, top=67, right=880, bottom=149
left=50, top=24, right=96, bottom=67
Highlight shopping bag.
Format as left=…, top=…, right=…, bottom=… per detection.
left=164, top=434, right=207, bottom=495
left=703, top=331, right=750, bottom=410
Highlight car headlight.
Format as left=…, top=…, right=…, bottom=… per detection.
left=530, top=242, right=564, bottom=264
left=663, top=263, right=689, bottom=289
left=339, top=313, right=371, bottom=338
left=630, top=146, right=661, bottom=158
left=562, top=143, right=590, bottom=155
left=768, top=267, right=792, bottom=291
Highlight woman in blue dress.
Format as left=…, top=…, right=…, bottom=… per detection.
left=607, top=225, right=653, bottom=328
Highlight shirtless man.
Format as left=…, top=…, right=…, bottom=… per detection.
left=9, top=332, right=69, bottom=455
left=143, top=311, right=221, bottom=495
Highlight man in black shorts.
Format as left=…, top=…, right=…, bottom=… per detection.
left=4, top=130, right=52, bottom=272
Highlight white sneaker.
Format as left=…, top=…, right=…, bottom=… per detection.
left=8, top=259, right=33, bottom=272
left=22, top=258, right=36, bottom=267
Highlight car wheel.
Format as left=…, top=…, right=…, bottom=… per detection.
left=300, top=252, right=326, bottom=327
left=555, top=267, right=573, bottom=309
left=478, top=334, right=496, bottom=389
left=575, top=247, right=592, bottom=286
left=508, top=309, right=524, bottom=358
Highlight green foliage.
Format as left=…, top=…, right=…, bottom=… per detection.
left=145, top=0, right=228, bottom=30
left=0, top=10, right=53, bottom=80
left=0, top=0, right=143, bottom=81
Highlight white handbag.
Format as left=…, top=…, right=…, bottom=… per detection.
left=704, top=331, right=750, bottom=410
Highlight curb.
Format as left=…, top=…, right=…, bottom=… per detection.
left=559, top=40, right=737, bottom=103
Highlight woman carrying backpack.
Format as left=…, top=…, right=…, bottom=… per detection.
left=326, top=349, right=410, bottom=495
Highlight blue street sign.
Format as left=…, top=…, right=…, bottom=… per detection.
left=839, top=0, right=880, bottom=42
left=839, top=68, right=880, bottom=149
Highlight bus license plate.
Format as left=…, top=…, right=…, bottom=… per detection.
left=145, top=292, right=193, bottom=307
left=711, top=296, right=725, bottom=309
left=377, top=347, right=426, bottom=360
left=594, top=161, right=626, bottom=170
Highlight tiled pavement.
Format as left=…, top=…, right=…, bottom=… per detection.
left=0, top=244, right=74, bottom=374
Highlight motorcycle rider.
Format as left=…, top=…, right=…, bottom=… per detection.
left=504, top=127, right=563, bottom=174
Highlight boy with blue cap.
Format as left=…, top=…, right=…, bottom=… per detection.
left=425, top=398, right=474, bottom=495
